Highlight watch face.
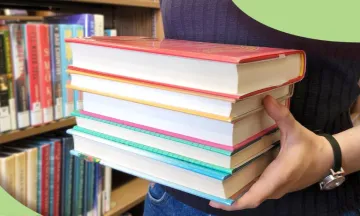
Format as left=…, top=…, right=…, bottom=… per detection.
left=325, top=176, right=346, bottom=190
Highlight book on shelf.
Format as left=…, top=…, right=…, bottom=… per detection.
left=0, top=129, right=110, bottom=216
left=44, top=13, right=105, bottom=112
left=0, top=29, right=12, bottom=133
left=64, top=37, right=306, bottom=205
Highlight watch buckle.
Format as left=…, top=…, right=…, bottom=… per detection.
left=330, top=168, right=345, bottom=177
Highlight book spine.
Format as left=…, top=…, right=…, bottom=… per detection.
left=27, top=148, right=38, bottom=212
left=92, top=163, right=99, bottom=216
left=60, top=138, right=66, bottom=216
left=53, top=140, right=61, bottom=216
left=49, top=142, right=55, bottom=216
left=72, top=25, right=84, bottom=111
left=0, top=156, right=16, bottom=197
left=15, top=153, right=27, bottom=205
left=102, top=166, right=111, bottom=213
left=94, top=15, right=104, bottom=36
left=9, top=24, right=30, bottom=129
left=0, top=33, right=11, bottom=133
left=72, top=157, right=79, bottom=215
left=49, top=25, right=63, bottom=120
left=37, top=24, right=53, bottom=123
left=2, top=28, right=17, bottom=130
left=59, top=25, right=74, bottom=117
left=41, top=144, right=50, bottom=216
left=83, top=162, right=89, bottom=216
left=64, top=138, right=74, bottom=216
left=88, top=162, right=94, bottom=216
left=78, top=159, right=85, bottom=215
left=36, top=146, right=42, bottom=213
left=24, top=24, right=42, bottom=126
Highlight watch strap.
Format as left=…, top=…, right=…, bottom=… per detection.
left=320, top=134, right=342, bottom=172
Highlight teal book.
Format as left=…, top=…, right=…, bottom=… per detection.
left=72, top=156, right=85, bottom=216
left=58, top=24, right=74, bottom=117
left=71, top=24, right=84, bottom=112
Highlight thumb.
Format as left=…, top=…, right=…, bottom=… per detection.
left=263, top=95, right=297, bottom=133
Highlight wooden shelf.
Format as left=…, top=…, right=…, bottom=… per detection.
left=69, top=0, right=160, bottom=8
left=0, top=117, right=76, bottom=144
left=0, top=15, right=44, bottom=21
left=105, top=178, right=149, bottom=216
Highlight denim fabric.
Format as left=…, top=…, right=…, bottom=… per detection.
left=144, top=183, right=215, bottom=216
left=144, top=183, right=360, bottom=216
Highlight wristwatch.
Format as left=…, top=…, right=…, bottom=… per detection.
left=319, top=134, right=346, bottom=190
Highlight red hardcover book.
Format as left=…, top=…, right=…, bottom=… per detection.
left=66, top=37, right=306, bottom=99
left=37, top=24, right=54, bottom=123
left=41, top=143, right=50, bottom=216
left=24, top=24, right=42, bottom=126
left=53, top=139, right=62, bottom=216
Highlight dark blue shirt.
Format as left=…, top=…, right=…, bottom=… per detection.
left=159, top=0, right=360, bottom=215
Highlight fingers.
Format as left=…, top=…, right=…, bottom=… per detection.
left=210, top=160, right=287, bottom=211
left=263, top=95, right=297, bottom=134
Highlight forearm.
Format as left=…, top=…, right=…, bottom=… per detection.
left=333, top=125, right=360, bottom=175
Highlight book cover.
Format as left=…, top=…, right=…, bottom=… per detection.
left=25, top=142, right=50, bottom=216
left=44, top=13, right=104, bottom=37
left=72, top=24, right=84, bottom=111
left=49, top=24, right=63, bottom=120
left=60, top=136, right=74, bottom=216
left=44, top=138, right=61, bottom=216
left=0, top=26, right=17, bottom=130
left=8, top=24, right=30, bottom=129
left=66, top=37, right=305, bottom=65
left=0, top=32, right=11, bottom=133
left=24, top=24, right=42, bottom=126
left=0, top=153, right=16, bottom=198
left=59, top=25, right=74, bottom=117
left=37, top=24, right=54, bottom=123
left=72, top=156, right=85, bottom=216
left=4, top=144, right=38, bottom=211
left=1, top=149, right=27, bottom=205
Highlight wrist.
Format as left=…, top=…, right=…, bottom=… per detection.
left=317, top=135, right=334, bottom=178
left=317, top=133, right=346, bottom=190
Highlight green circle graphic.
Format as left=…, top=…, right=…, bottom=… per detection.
left=232, top=0, right=360, bottom=43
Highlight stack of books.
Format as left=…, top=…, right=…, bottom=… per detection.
left=65, top=37, right=306, bottom=205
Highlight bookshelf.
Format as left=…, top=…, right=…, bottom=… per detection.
left=0, top=15, right=43, bottom=21
left=70, top=0, right=160, bottom=8
left=105, top=178, right=149, bottom=216
left=0, top=118, right=76, bottom=145
left=0, top=1, right=163, bottom=215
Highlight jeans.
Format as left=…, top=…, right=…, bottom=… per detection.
left=144, top=183, right=360, bottom=216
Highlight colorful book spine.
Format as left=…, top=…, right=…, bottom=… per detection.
left=53, top=139, right=62, bottom=216
left=62, top=137, right=74, bottom=216
left=41, top=144, right=50, bottom=216
left=83, top=162, right=89, bottom=216
left=0, top=26, right=17, bottom=130
left=59, top=25, right=74, bottom=117
left=72, top=24, right=84, bottom=111
left=0, top=32, right=11, bottom=132
left=87, top=162, right=94, bottom=216
left=9, top=24, right=30, bottom=129
left=23, top=24, right=42, bottom=126
left=49, top=25, right=63, bottom=120
left=104, top=29, right=117, bottom=36
left=44, top=13, right=104, bottom=37
left=72, top=156, right=85, bottom=216
left=48, top=139, right=61, bottom=216
left=37, top=24, right=54, bottom=123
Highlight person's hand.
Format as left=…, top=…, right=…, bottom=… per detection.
left=209, top=95, right=334, bottom=211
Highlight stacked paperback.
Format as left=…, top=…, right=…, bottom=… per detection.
left=65, top=37, right=306, bottom=205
